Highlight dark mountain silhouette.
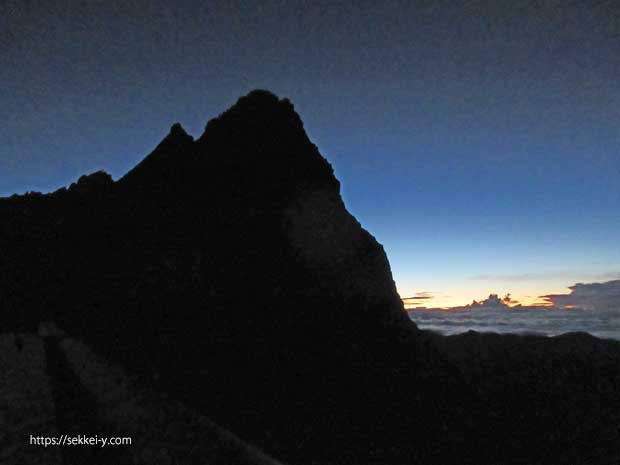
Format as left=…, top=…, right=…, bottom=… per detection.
left=1, top=90, right=619, bottom=465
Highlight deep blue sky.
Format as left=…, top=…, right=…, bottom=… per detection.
left=2, top=0, right=619, bottom=305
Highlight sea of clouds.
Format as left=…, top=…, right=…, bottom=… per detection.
left=408, top=280, right=620, bottom=340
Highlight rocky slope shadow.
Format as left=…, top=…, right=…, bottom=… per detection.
left=0, top=323, right=284, bottom=465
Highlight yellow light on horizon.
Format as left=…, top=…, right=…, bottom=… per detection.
left=401, top=293, right=559, bottom=310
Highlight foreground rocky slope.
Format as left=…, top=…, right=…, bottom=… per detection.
left=1, top=90, right=619, bottom=464
left=0, top=324, right=283, bottom=465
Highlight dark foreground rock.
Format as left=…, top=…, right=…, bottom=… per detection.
left=1, top=90, right=619, bottom=465
left=0, top=324, right=284, bottom=465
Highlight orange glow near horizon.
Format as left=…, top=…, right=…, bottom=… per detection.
left=402, top=300, right=555, bottom=310
left=399, top=286, right=565, bottom=310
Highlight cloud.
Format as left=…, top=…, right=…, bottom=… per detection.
left=470, top=273, right=550, bottom=281
left=402, top=291, right=434, bottom=301
left=466, top=293, right=520, bottom=308
left=469, top=271, right=620, bottom=282
left=541, top=280, right=620, bottom=311
left=406, top=280, right=620, bottom=314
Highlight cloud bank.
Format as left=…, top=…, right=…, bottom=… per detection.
left=469, top=271, right=620, bottom=282
left=407, top=280, right=620, bottom=313
left=466, top=293, right=519, bottom=308
left=541, top=280, right=620, bottom=311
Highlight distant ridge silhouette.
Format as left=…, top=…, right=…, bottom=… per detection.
left=1, top=90, right=619, bottom=465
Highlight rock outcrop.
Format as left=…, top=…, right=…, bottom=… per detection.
left=0, top=325, right=284, bottom=465
left=1, top=90, right=619, bottom=465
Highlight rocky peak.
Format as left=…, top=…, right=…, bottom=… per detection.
left=200, top=90, right=298, bottom=139
left=169, top=122, right=189, bottom=138
left=68, top=171, right=113, bottom=194
left=117, top=123, right=194, bottom=191
left=194, top=90, right=339, bottom=202
left=1, top=90, right=620, bottom=465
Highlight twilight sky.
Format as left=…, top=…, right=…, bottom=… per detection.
left=2, top=0, right=619, bottom=307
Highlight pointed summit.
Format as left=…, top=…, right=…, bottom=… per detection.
left=118, top=123, right=194, bottom=190
left=169, top=122, right=188, bottom=137
left=232, top=89, right=281, bottom=108
left=199, top=89, right=304, bottom=143
left=159, top=121, right=193, bottom=148
left=195, top=90, right=337, bottom=198
left=205, top=90, right=283, bottom=126
left=118, top=91, right=335, bottom=200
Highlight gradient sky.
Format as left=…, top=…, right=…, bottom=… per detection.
left=2, top=0, right=619, bottom=307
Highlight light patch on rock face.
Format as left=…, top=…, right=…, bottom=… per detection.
left=0, top=334, right=61, bottom=465
left=285, top=188, right=401, bottom=309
